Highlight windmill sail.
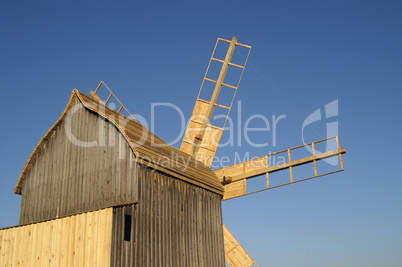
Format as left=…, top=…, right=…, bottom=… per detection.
left=214, top=136, right=346, bottom=200
left=180, top=37, right=251, bottom=167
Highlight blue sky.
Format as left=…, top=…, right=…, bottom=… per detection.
left=1, top=1, right=401, bottom=266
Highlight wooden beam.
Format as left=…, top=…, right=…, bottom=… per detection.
left=223, top=224, right=255, bottom=267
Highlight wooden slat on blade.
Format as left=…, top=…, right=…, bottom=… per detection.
left=223, top=180, right=246, bottom=201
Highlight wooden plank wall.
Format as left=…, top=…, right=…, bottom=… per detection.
left=0, top=208, right=113, bottom=267
left=110, top=167, right=226, bottom=267
left=19, top=98, right=138, bottom=224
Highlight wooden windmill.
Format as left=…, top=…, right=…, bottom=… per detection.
left=91, top=37, right=346, bottom=266
left=178, top=37, right=346, bottom=266
left=0, top=37, right=345, bottom=267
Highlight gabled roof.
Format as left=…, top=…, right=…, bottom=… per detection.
left=14, top=89, right=223, bottom=195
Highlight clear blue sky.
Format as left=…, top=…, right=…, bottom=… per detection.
left=1, top=1, right=401, bottom=266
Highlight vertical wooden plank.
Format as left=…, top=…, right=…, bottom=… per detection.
left=159, top=174, right=164, bottom=266
left=197, top=187, right=204, bottom=266
left=189, top=187, right=195, bottom=266
left=78, top=109, right=86, bottom=212
left=136, top=167, right=143, bottom=267
left=90, top=210, right=97, bottom=266
left=54, top=217, right=63, bottom=267
left=110, top=208, right=117, bottom=267
left=17, top=226, right=25, bottom=266
left=122, top=136, right=130, bottom=206
left=67, top=215, right=75, bottom=266
left=85, top=109, right=93, bottom=209
left=210, top=191, right=217, bottom=265
left=146, top=168, right=152, bottom=267
left=131, top=152, right=139, bottom=203
left=158, top=174, right=163, bottom=267
left=36, top=221, right=44, bottom=267
left=166, top=173, right=172, bottom=267
left=106, top=122, right=113, bottom=206
left=12, top=227, right=24, bottom=266
left=98, top=209, right=106, bottom=267
left=32, top=156, right=41, bottom=222
left=41, top=137, right=50, bottom=221
left=186, top=184, right=191, bottom=266
left=43, top=219, right=53, bottom=266
left=105, top=208, right=113, bottom=267
left=312, top=142, right=318, bottom=176
left=10, top=228, right=16, bottom=266
left=183, top=182, right=188, bottom=266
left=116, top=207, right=122, bottom=267
left=81, top=109, right=90, bottom=213
left=50, top=128, right=58, bottom=219
left=84, top=212, right=92, bottom=267
left=3, top=228, right=11, bottom=266
left=180, top=179, right=185, bottom=267
left=155, top=173, right=159, bottom=267
left=52, top=128, right=61, bottom=220
left=336, top=136, right=344, bottom=170
left=36, top=145, right=45, bottom=222
left=44, top=220, right=52, bottom=267
left=74, top=213, right=82, bottom=267
left=0, top=230, right=4, bottom=265
left=172, top=178, right=178, bottom=266
left=60, top=124, right=70, bottom=220
left=93, top=209, right=100, bottom=266
left=288, top=149, right=293, bottom=183
left=97, top=116, right=105, bottom=210
left=63, top=217, right=71, bottom=267
left=0, top=230, right=3, bottom=264
left=217, top=194, right=225, bottom=266
left=75, top=111, right=83, bottom=216
left=132, top=204, right=138, bottom=267
left=16, top=226, right=22, bottom=266
left=69, top=112, right=79, bottom=216
left=143, top=167, right=149, bottom=267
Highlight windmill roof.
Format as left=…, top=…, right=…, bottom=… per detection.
left=14, top=89, right=224, bottom=195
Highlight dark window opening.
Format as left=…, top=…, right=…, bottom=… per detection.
left=124, top=214, right=132, bottom=242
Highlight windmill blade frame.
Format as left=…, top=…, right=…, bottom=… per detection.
left=214, top=136, right=346, bottom=201
left=180, top=37, right=251, bottom=167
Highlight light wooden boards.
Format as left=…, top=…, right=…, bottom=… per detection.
left=0, top=208, right=113, bottom=266
left=181, top=99, right=224, bottom=166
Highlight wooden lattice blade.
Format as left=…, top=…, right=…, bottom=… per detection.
left=214, top=136, right=346, bottom=200
left=180, top=37, right=251, bottom=167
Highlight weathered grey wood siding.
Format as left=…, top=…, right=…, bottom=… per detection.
left=111, top=167, right=225, bottom=267
left=19, top=99, right=138, bottom=224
